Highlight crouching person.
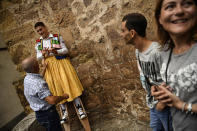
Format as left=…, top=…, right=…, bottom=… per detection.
left=22, top=57, right=69, bottom=131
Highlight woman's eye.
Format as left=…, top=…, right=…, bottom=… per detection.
left=183, top=1, right=194, bottom=7
left=165, top=4, right=175, bottom=10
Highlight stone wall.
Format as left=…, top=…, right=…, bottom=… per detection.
left=0, top=0, right=157, bottom=130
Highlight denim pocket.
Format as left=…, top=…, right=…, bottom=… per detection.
left=36, top=115, right=49, bottom=128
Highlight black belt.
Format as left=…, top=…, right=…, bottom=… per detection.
left=55, top=55, right=67, bottom=60
left=35, top=106, right=55, bottom=114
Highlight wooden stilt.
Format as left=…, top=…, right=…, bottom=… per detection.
left=59, top=104, right=71, bottom=131
left=73, top=98, right=91, bottom=131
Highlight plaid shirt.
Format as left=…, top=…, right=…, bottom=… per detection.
left=24, top=73, right=52, bottom=111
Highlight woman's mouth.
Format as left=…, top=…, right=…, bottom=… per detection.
left=171, top=19, right=188, bottom=24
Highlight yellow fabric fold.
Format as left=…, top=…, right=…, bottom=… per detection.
left=44, top=56, right=83, bottom=104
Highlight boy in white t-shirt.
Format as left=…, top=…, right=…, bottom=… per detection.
left=120, top=13, right=173, bottom=131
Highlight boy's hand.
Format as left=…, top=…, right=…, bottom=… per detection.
left=156, top=102, right=166, bottom=111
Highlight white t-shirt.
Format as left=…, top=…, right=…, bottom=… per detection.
left=136, top=42, right=163, bottom=108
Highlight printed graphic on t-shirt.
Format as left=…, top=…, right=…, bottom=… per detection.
left=160, top=62, right=197, bottom=96
left=139, top=61, right=159, bottom=85
left=139, top=61, right=160, bottom=108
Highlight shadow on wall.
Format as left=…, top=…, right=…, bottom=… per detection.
left=0, top=34, right=25, bottom=130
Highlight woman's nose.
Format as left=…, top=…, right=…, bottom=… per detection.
left=174, top=5, right=184, bottom=16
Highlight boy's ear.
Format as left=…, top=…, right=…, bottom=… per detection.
left=129, top=29, right=136, bottom=38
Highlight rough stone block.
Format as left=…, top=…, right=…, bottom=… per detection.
left=0, top=9, right=18, bottom=31
left=83, top=0, right=92, bottom=7
left=100, top=5, right=117, bottom=24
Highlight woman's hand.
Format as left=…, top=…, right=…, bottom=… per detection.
left=151, top=84, right=183, bottom=110
left=151, top=83, right=170, bottom=103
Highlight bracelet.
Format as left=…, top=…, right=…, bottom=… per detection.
left=187, top=103, right=192, bottom=113
left=182, top=102, right=186, bottom=112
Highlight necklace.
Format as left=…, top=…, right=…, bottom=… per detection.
left=165, top=48, right=173, bottom=85
left=165, top=43, right=194, bottom=84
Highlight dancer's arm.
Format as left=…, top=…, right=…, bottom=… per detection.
left=48, top=35, right=68, bottom=55
left=54, top=35, right=68, bottom=55
left=35, top=44, right=43, bottom=60
left=40, top=59, right=47, bottom=77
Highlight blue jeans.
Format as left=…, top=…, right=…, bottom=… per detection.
left=35, top=106, right=62, bottom=131
left=150, top=107, right=173, bottom=131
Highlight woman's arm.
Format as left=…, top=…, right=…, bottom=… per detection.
left=152, top=84, right=197, bottom=113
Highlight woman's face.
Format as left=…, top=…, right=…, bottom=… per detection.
left=159, top=0, right=197, bottom=37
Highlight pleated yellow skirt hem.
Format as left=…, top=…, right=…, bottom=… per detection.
left=44, top=56, right=84, bottom=104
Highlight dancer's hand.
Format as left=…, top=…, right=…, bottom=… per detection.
left=42, top=47, right=49, bottom=58
left=49, top=48, right=58, bottom=54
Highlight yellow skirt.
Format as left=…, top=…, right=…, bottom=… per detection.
left=44, top=56, right=84, bottom=104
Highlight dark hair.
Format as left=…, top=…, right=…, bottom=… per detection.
left=34, top=22, right=45, bottom=29
left=122, top=13, right=147, bottom=37
left=155, top=0, right=197, bottom=49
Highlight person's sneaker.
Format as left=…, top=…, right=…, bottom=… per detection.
left=78, top=108, right=86, bottom=119
left=60, top=110, right=68, bottom=124
left=60, top=119, right=67, bottom=124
